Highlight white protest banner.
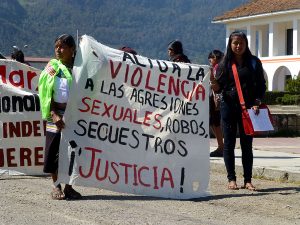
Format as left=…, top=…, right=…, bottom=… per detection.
left=58, top=35, right=210, bottom=199
left=0, top=60, right=45, bottom=175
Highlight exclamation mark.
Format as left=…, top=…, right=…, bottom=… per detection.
left=68, top=140, right=77, bottom=176
left=68, top=151, right=75, bottom=176
left=180, top=167, right=185, bottom=193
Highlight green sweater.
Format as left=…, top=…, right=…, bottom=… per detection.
left=38, top=59, right=73, bottom=119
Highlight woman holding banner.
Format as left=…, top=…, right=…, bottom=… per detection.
left=211, top=31, right=266, bottom=191
left=167, top=40, right=191, bottom=63
left=38, top=34, right=82, bottom=200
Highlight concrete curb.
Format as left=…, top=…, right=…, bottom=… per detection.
left=210, top=138, right=300, bottom=184
left=210, top=162, right=300, bottom=183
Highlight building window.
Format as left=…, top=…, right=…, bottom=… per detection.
left=286, top=29, right=293, bottom=55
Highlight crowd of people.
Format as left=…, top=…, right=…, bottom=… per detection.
left=5, top=31, right=266, bottom=199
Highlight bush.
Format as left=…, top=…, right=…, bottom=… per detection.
left=275, top=76, right=300, bottom=105
left=263, top=91, right=288, bottom=105
left=286, top=76, right=300, bottom=93
left=264, top=76, right=300, bottom=105
left=276, top=94, right=300, bottom=105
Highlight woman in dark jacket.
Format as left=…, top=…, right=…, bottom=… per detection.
left=168, top=40, right=191, bottom=63
left=211, top=31, right=266, bottom=190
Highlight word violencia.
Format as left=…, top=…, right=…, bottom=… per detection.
left=109, top=60, right=206, bottom=102
left=0, top=65, right=38, bottom=91
left=78, top=147, right=175, bottom=190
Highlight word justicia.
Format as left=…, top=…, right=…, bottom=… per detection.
left=78, top=147, right=175, bottom=190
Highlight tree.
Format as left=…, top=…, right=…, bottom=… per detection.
left=286, top=75, right=300, bottom=93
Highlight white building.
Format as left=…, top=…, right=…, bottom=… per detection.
left=213, top=0, right=300, bottom=91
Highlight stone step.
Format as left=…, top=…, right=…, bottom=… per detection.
left=268, top=105, right=300, bottom=115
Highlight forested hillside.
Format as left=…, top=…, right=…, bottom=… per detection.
left=0, top=0, right=249, bottom=64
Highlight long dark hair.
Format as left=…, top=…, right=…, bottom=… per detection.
left=208, top=49, right=224, bottom=63
left=220, top=31, right=253, bottom=74
left=55, top=34, right=76, bottom=66
left=11, top=50, right=25, bottom=63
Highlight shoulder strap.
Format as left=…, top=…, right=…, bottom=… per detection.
left=231, top=62, right=247, bottom=110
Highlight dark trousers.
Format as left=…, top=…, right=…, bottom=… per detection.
left=220, top=99, right=253, bottom=184
left=44, top=131, right=61, bottom=174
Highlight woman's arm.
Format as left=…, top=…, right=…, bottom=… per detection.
left=254, top=58, right=267, bottom=101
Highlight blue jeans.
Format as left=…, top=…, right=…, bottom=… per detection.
left=220, top=98, right=253, bottom=184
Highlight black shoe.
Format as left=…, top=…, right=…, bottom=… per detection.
left=64, top=188, right=82, bottom=200
left=210, top=148, right=223, bottom=157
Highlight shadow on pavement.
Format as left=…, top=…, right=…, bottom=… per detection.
left=77, top=186, right=298, bottom=201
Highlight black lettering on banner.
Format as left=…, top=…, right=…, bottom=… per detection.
left=88, top=121, right=99, bottom=139
left=152, top=136, right=187, bottom=157
left=160, top=138, right=176, bottom=155
left=130, top=88, right=199, bottom=116
left=97, top=123, right=109, bottom=141
left=122, top=52, right=135, bottom=64
left=73, top=120, right=188, bottom=157
left=141, top=133, right=155, bottom=151
left=172, top=63, right=181, bottom=77
left=100, top=81, right=124, bottom=98
left=187, top=66, right=205, bottom=82
left=129, top=88, right=167, bottom=110
left=74, top=119, right=87, bottom=136
left=130, top=130, right=139, bottom=149
left=147, top=58, right=153, bottom=69
left=195, top=67, right=205, bottom=82
left=187, top=66, right=194, bottom=81
left=85, top=78, right=94, bottom=91
left=156, top=60, right=168, bottom=73
left=133, top=54, right=146, bottom=67
left=164, top=117, right=207, bottom=137
left=178, top=140, right=187, bottom=157
left=0, top=94, right=40, bottom=113
left=169, top=97, right=199, bottom=116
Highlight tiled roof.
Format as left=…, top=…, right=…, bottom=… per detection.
left=213, top=0, right=300, bottom=22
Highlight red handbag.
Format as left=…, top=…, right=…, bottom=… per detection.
left=241, top=109, right=254, bottom=136
left=231, top=62, right=255, bottom=136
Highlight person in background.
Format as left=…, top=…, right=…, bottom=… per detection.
left=0, top=52, right=6, bottom=59
left=119, top=46, right=137, bottom=55
left=167, top=40, right=191, bottom=63
left=212, top=31, right=266, bottom=191
left=208, top=50, right=224, bottom=157
left=38, top=34, right=82, bottom=200
left=11, top=46, right=30, bottom=65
